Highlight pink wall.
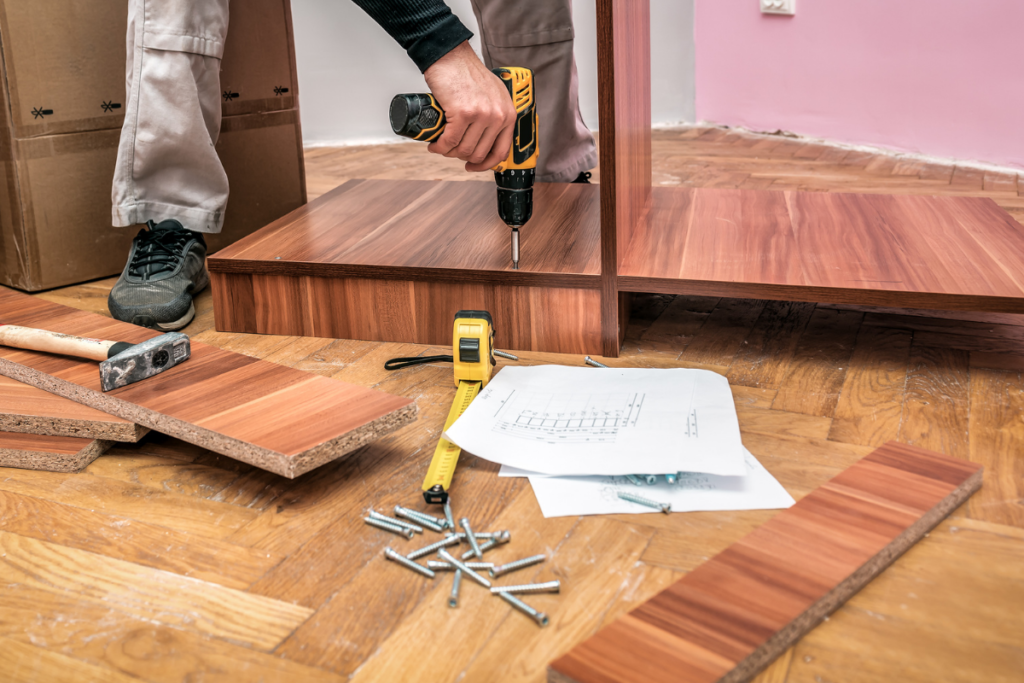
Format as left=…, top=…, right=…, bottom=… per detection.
left=695, top=0, right=1024, bottom=170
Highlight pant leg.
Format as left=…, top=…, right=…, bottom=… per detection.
left=470, top=0, right=597, bottom=183
left=113, top=0, right=230, bottom=234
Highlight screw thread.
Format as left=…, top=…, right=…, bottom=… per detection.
left=490, top=580, right=560, bottom=595
left=394, top=506, right=445, bottom=532
left=584, top=356, right=609, bottom=368
left=369, top=510, right=423, bottom=533
left=406, top=534, right=460, bottom=560
left=428, top=560, right=493, bottom=571
left=448, top=569, right=462, bottom=608
left=384, top=547, right=435, bottom=578
left=494, top=349, right=519, bottom=361
left=365, top=517, right=414, bottom=538
left=443, top=499, right=456, bottom=532
left=438, top=549, right=492, bottom=588
left=616, top=490, right=672, bottom=514
left=497, top=591, right=549, bottom=627
left=460, top=518, right=484, bottom=559
left=489, top=554, right=546, bottom=578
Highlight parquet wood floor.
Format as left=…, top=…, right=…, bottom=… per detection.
left=7, top=126, right=1023, bottom=682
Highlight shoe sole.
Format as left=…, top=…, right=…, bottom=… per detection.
left=150, top=270, right=209, bottom=332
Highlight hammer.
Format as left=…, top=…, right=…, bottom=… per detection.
left=0, top=325, right=190, bottom=391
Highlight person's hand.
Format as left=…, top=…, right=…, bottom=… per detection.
left=424, top=41, right=516, bottom=172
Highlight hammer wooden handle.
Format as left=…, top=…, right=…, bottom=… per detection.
left=0, top=324, right=128, bottom=362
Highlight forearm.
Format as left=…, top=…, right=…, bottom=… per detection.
left=351, top=0, right=472, bottom=72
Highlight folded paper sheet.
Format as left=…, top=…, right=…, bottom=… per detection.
left=444, top=366, right=746, bottom=476
left=523, top=450, right=794, bottom=518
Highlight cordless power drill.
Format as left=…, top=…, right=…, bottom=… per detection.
left=389, top=67, right=538, bottom=270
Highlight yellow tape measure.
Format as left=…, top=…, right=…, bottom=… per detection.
left=422, top=310, right=495, bottom=504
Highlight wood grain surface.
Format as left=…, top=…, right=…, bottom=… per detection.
left=5, top=127, right=1023, bottom=682
left=0, top=430, right=111, bottom=473
left=0, top=287, right=416, bottom=478
left=0, top=375, right=146, bottom=441
left=596, top=0, right=652, bottom=356
left=620, top=187, right=1024, bottom=313
left=548, top=442, right=983, bottom=683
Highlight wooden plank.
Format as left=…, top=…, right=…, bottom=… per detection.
left=0, top=287, right=416, bottom=478
left=619, top=188, right=1024, bottom=313
left=548, top=442, right=983, bottom=683
left=0, top=375, right=146, bottom=441
left=828, top=326, right=913, bottom=447
left=773, top=308, right=863, bottom=417
left=0, top=430, right=110, bottom=473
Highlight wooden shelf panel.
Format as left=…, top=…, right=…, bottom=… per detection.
left=549, top=442, right=983, bottom=683
left=0, top=287, right=416, bottom=478
left=619, top=188, right=1024, bottom=311
left=0, top=375, right=146, bottom=441
left=0, top=430, right=111, bottom=473
left=210, top=179, right=601, bottom=282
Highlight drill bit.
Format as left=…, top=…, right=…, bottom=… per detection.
left=511, top=228, right=520, bottom=270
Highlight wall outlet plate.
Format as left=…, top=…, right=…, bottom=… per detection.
left=761, top=0, right=795, bottom=15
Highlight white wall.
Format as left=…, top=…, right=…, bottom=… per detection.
left=291, top=0, right=695, bottom=145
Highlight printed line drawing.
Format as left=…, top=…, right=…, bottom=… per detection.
left=491, top=391, right=646, bottom=444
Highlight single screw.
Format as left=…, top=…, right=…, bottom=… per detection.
left=384, top=547, right=435, bottom=578
left=489, top=554, right=546, bottom=578
left=394, top=506, right=445, bottom=533
left=489, top=580, right=560, bottom=595
left=665, top=473, right=678, bottom=485
left=406, top=534, right=461, bottom=560
left=449, top=569, right=462, bottom=608
left=437, top=548, right=492, bottom=588
left=460, top=531, right=511, bottom=559
left=644, top=474, right=658, bottom=485
left=460, top=518, right=484, bottom=560
left=584, top=356, right=609, bottom=368
left=365, top=517, right=414, bottom=539
left=497, top=591, right=549, bottom=627
left=494, top=350, right=519, bottom=361
left=428, top=560, right=494, bottom=571
left=369, top=510, right=423, bottom=534
left=617, top=490, right=671, bottom=514
left=625, top=474, right=644, bottom=486
left=452, top=531, right=510, bottom=542
left=443, top=498, right=456, bottom=533
left=397, top=506, right=450, bottom=530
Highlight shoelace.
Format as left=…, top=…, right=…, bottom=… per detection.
left=128, top=224, right=193, bottom=279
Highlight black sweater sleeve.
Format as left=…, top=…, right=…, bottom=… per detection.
left=351, top=0, right=474, bottom=73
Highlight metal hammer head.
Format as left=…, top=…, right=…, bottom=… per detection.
left=99, top=332, right=190, bottom=391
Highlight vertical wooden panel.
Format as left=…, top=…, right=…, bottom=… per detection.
left=413, top=281, right=488, bottom=346
left=252, top=274, right=309, bottom=336
left=529, top=287, right=602, bottom=355
left=211, top=272, right=257, bottom=334
left=597, top=0, right=652, bottom=357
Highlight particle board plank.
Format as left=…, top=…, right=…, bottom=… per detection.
left=772, top=308, right=864, bottom=417
left=0, top=430, right=111, bottom=473
left=0, top=287, right=417, bottom=478
left=0, top=375, right=146, bottom=441
left=828, top=326, right=913, bottom=447
left=548, top=442, right=983, bottom=683
left=0, top=530, right=312, bottom=650
left=0, top=488, right=280, bottom=590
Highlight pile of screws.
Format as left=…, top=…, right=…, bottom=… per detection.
left=365, top=499, right=557, bottom=627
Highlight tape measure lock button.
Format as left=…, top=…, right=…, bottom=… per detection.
left=459, top=337, right=480, bottom=363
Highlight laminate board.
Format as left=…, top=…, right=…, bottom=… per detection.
left=548, top=442, right=982, bottom=683
left=0, top=287, right=416, bottom=478
left=0, top=430, right=110, bottom=473
left=619, top=188, right=1024, bottom=313
left=0, top=375, right=146, bottom=441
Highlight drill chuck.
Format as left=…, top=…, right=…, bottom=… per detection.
left=495, top=169, right=534, bottom=228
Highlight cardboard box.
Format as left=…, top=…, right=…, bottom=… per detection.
left=0, top=0, right=298, bottom=138
left=0, top=109, right=306, bottom=291
left=0, top=0, right=303, bottom=290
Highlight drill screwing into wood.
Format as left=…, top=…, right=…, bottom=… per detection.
left=389, top=67, right=539, bottom=270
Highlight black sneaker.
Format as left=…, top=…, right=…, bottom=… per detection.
left=108, top=219, right=209, bottom=331
left=572, top=171, right=592, bottom=183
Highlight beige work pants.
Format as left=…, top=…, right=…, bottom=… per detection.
left=112, top=0, right=595, bottom=234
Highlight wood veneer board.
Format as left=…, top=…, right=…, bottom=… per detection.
left=0, top=375, right=147, bottom=441
left=548, top=442, right=983, bottom=683
left=619, top=187, right=1024, bottom=312
left=0, top=287, right=417, bottom=478
left=596, top=0, right=652, bottom=357
left=0, top=431, right=111, bottom=473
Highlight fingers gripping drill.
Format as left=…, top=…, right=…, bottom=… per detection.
left=389, top=67, right=539, bottom=270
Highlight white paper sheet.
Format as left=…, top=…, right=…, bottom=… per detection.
left=525, top=450, right=795, bottom=518
left=443, top=365, right=746, bottom=476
